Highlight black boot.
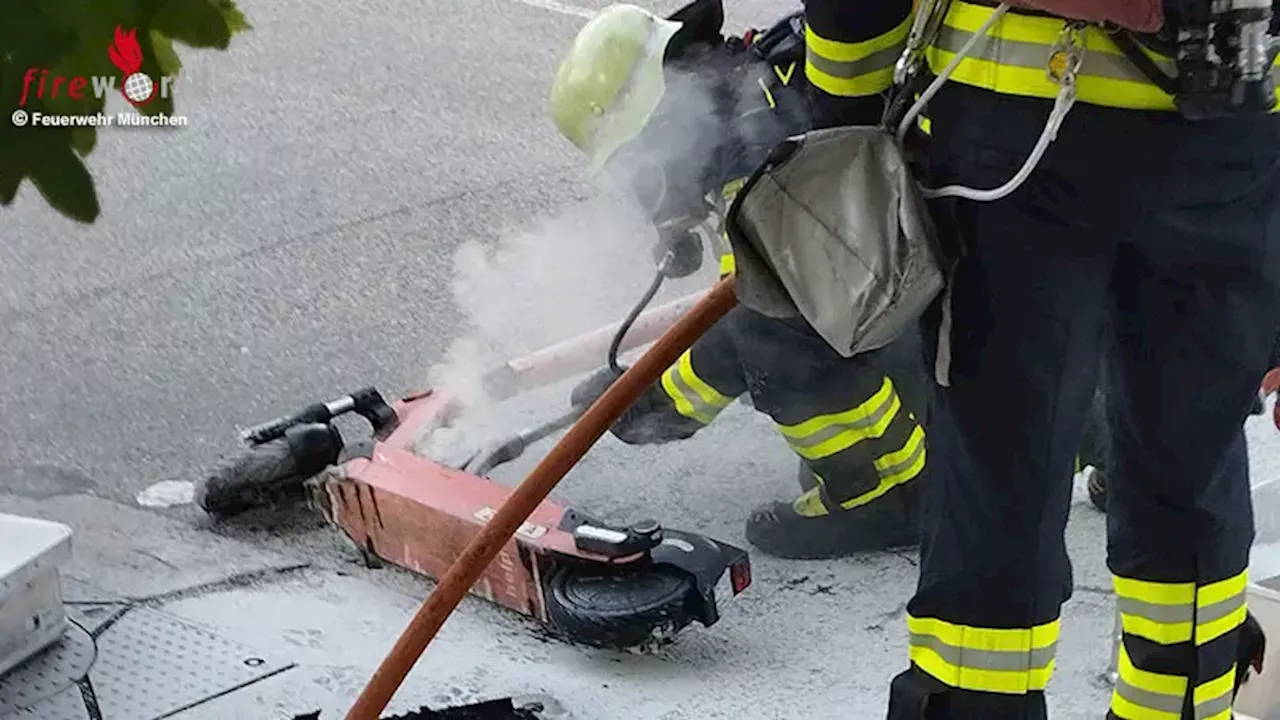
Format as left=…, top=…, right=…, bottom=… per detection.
left=1235, top=611, right=1267, bottom=697
left=745, top=480, right=922, bottom=560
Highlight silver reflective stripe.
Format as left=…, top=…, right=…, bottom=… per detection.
left=1196, top=592, right=1246, bottom=626
left=663, top=367, right=723, bottom=423
left=807, top=43, right=906, bottom=81
left=934, top=24, right=1280, bottom=87
left=785, top=388, right=897, bottom=451
left=1114, top=678, right=1185, bottom=715
left=932, top=25, right=1157, bottom=83
left=908, top=633, right=1056, bottom=672
left=1117, top=597, right=1195, bottom=625
left=1195, top=690, right=1233, bottom=720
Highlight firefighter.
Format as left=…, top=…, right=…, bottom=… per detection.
left=799, top=0, right=1278, bottom=717
left=548, top=1, right=930, bottom=560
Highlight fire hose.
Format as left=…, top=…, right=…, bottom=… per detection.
left=343, top=276, right=738, bottom=720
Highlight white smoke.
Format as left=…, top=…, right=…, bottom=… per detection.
left=413, top=65, right=731, bottom=461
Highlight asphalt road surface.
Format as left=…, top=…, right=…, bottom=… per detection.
left=0, top=0, right=794, bottom=506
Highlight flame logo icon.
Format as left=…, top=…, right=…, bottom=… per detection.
left=107, top=25, right=156, bottom=106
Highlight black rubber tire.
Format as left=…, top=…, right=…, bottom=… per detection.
left=544, top=564, right=698, bottom=649
left=195, top=438, right=304, bottom=517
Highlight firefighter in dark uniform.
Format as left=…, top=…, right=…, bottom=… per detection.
left=800, top=0, right=1278, bottom=717
left=548, top=2, right=930, bottom=560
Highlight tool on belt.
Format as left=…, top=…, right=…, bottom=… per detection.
left=1114, top=0, right=1280, bottom=120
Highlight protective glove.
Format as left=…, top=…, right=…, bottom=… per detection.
left=653, top=228, right=704, bottom=279
left=570, top=365, right=700, bottom=445
left=1005, top=0, right=1162, bottom=33
left=570, top=365, right=625, bottom=409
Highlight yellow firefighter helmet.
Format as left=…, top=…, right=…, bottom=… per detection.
left=547, top=4, right=683, bottom=173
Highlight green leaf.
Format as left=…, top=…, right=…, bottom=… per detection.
left=71, top=127, right=97, bottom=156
left=213, top=0, right=251, bottom=33
left=29, top=137, right=100, bottom=223
left=148, top=30, right=183, bottom=76
left=151, top=0, right=232, bottom=49
left=0, top=3, right=80, bottom=69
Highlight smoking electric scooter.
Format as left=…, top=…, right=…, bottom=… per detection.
left=195, top=230, right=751, bottom=651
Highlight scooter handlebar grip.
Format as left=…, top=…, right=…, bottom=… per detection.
left=242, top=402, right=332, bottom=444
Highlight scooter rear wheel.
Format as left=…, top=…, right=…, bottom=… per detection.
left=544, top=564, right=697, bottom=649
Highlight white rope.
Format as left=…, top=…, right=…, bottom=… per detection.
left=896, top=2, right=1081, bottom=202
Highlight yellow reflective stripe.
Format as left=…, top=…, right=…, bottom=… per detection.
left=718, top=252, right=735, bottom=276
left=918, top=114, right=932, bottom=135
left=908, top=615, right=1059, bottom=694
left=946, top=0, right=1099, bottom=45
left=721, top=178, right=745, bottom=202
left=1193, top=666, right=1236, bottom=720
left=757, top=76, right=777, bottom=108
left=1110, top=643, right=1187, bottom=719
left=876, top=424, right=926, bottom=484
left=1195, top=570, right=1248, bottom=646
left=839, top=425, right=928, bottom=509
left=659, top=351, right=731, bottom=424
left=927, top=0, right=1280, bottom=112
left=774, top=61, right=797, bottom=86
left=804, top=18, right=909, bottom=97
left=1114, top=575, right=1195, bottom=645
left=778, top=377, right=899, bottom=460
left=1115, top=577, right=1197, bottom=605
left=792, top=483, right=829, bottom=518
left=806, top=59, right=894, bottom=97
left=678, top=349, right=730, bottom=408
left=1198, top=571, right=1248, bottom=607
left=805, top=16, right=911, bottom=63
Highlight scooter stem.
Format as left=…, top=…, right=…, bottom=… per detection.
left=343, top=276, right=738, bottom=720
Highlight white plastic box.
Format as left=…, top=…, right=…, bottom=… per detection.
left=0, top=513, right=73, bottom=679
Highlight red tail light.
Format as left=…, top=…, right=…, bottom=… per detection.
left=730, top=558, right=752, bottom=594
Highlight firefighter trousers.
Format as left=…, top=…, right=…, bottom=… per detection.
left=886, top=83, right=1280, bottom=720
left=610, top=303, right=929, bottom=515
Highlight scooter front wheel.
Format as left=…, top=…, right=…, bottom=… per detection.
left=195, top=438, right=305, bottom=518
left=544, top=564, right=698, bottom=649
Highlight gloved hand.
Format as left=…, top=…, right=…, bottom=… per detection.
left=570, top=365, right=699, bottom=445
left=571, top=365, right=625, bottom=409
left=654, top=228, right=703, bottom=279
